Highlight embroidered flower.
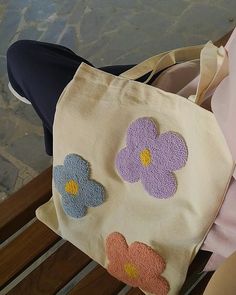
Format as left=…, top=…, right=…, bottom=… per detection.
left=106, top=232, right=169, bottom=295
left=53, top=153, right=105, bottom=218
left=116, top=117, right=188, bottom=198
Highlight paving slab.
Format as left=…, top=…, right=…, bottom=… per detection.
left=0, top=0, right=235, bottom=198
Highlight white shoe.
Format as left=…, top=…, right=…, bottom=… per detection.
left=8, top=82, right=31, bottom=104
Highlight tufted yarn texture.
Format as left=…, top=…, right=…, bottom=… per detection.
left=53, top=153, right=105, bottom=218
left=106, top=232, right=170, bottom=295
left=116, top=117, right=188, bottom=198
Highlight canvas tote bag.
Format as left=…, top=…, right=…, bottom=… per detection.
left=36, top=42, right=235, bottom=295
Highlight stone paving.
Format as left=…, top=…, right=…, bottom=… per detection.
left=0, top=0, right=235, bottom=201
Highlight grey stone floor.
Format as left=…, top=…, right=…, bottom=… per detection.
left=0, top=0, right=235, bottom=201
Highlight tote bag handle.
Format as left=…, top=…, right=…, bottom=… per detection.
left=120, top=42, right=229, bottom=105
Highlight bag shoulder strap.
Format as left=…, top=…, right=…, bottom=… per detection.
left=120, top=43, right=229, bottom=106
left=190, top=45, right=228, bottom=105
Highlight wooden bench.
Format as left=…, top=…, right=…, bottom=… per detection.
left=0, top=166, right=213, bottom=295
left=0, top=30, right=232, bottom=295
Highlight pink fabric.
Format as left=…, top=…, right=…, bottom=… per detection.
left=202, top=253, right=226, bottom=271
left=151, top=32, right=236, bottom=272
left=202, top=28, right=236, bottom=271
left=152, top=60, right=200, bottom=97
left=212, top=28, right=236, bottom=179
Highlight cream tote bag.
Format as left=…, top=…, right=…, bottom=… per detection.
left=36, top=42, right=235, bottom=295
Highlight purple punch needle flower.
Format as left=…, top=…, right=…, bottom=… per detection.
left=116, top=117, right=188, bottom=199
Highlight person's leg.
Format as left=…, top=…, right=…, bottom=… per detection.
left=7, top=40, right=95, bottom=131
left=7, top=40, right=134, bottom=155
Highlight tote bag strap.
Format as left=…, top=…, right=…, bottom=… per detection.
left=120, top=42, right=229, bottom=105
left=119, top=45, right=203, bottom=81
left=191, top=44, right=228, bottom=105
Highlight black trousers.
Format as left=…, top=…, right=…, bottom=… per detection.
left=7, top=40, right=156, bottom=156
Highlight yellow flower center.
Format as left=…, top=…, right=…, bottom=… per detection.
left=140, top=148, right=152, bottom=167
left=124, top=263, right=139, bottom=279
left=65, top=179, right=79, bottom=196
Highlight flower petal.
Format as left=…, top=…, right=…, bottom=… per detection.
left=106, top=232, right=128, bottom=262
left=64, top=153, right=89, bottom=184
left=106, top=233, right=133, bottom=286
left=53, top=165, right=67, bottom=196
left=62, top=195, right=86, bottom=218
left=157, top=132, right=188, bottom=171
left=116, top=147, right=140, bottom=182
left=141, top=276, right=170, bottom=295
left=129, top=243, right=170, bottom=294
left=81, top=180, right=105, bottom=207
left=129, top=242, right=166, bottom=275
left=127, top=117, right=159, bottom=148
left=141, top=166, right=177, bottom=198
left=106, top=233, right=170, bottom=295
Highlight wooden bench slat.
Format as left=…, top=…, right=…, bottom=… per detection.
left=0, top=220, right=60, bottom=289
left=0, top=166, right=52, bottom=243
left=68, top=265, right=125, bottom=295
left=180, top=250, right=212, bottom=294
left=186, top=250, right=212, bottom=277
left=8, top=242, right=91, bottom=295
left=215, top=29, right=234, bottom=47
left=190, top=272, right=214, bottom=295
left=126, top=288, right=144, bottom=295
